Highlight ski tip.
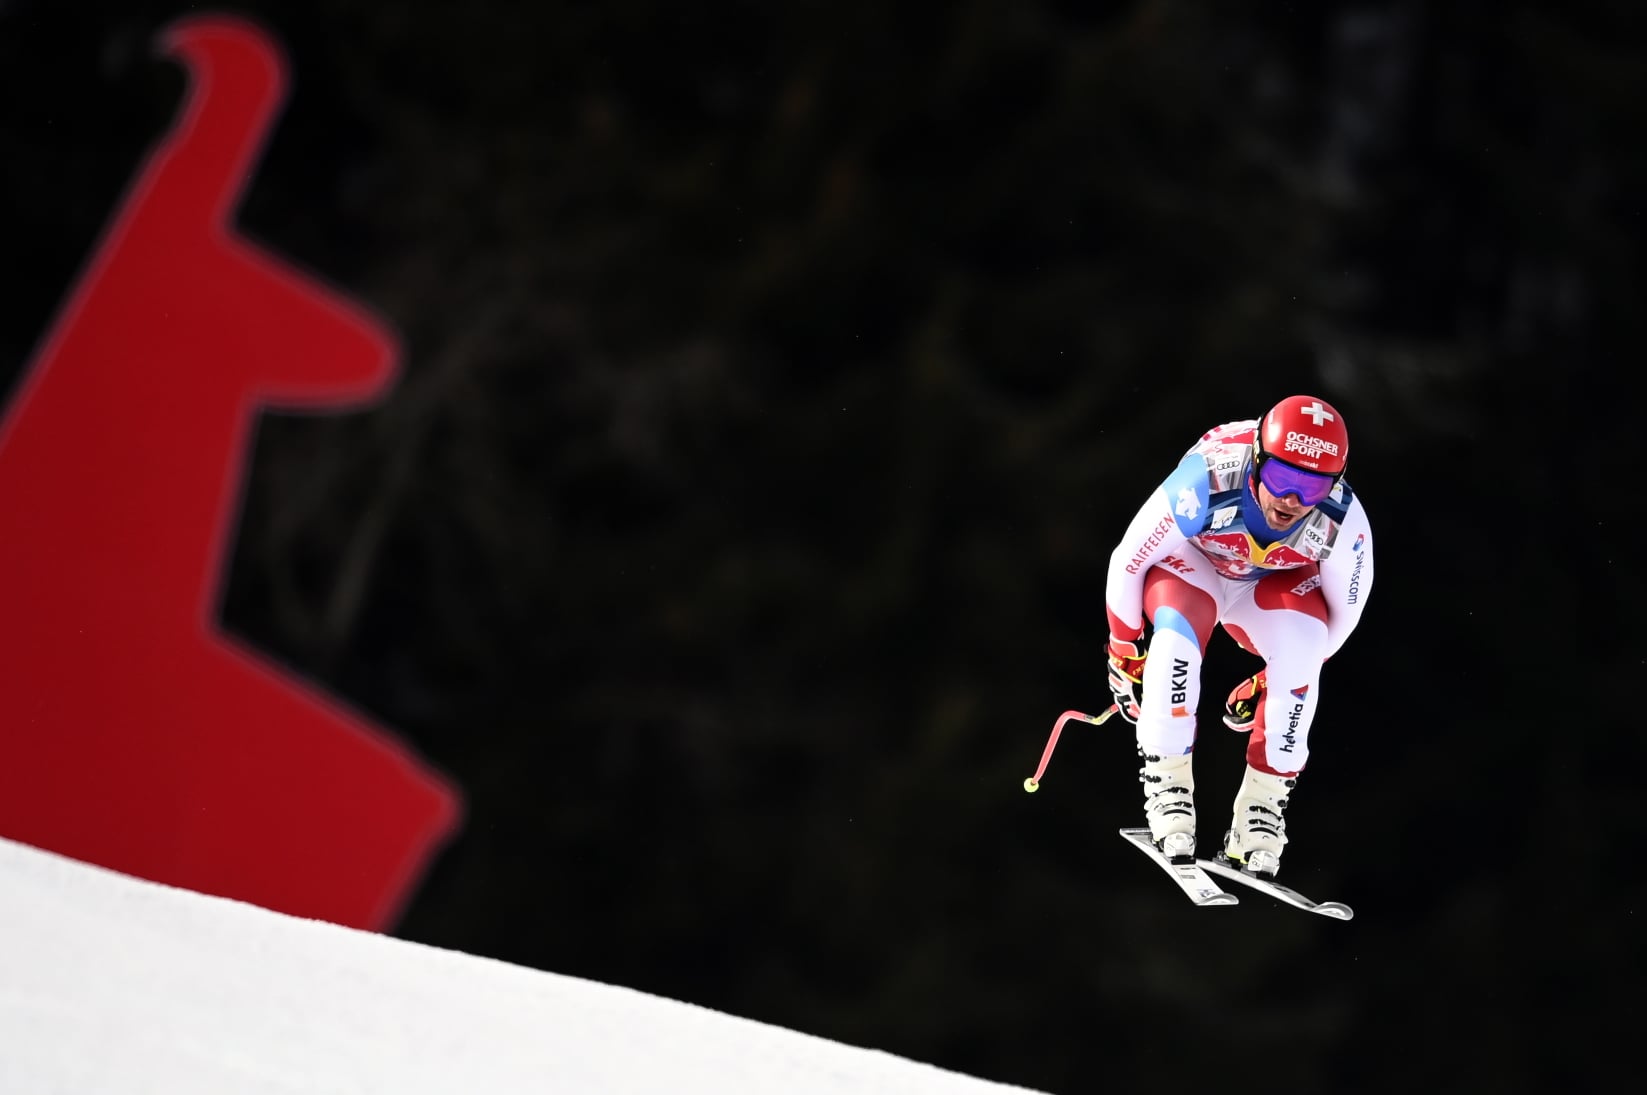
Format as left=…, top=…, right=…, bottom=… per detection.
left=1314, top=902, right=1355, bottom=921
left=1200, top=894, right=1240, bottom=907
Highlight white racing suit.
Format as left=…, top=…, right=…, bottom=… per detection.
left=1103, top=419, right=1374, bottom=776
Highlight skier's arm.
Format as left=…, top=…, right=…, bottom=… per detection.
left=1316, top=495, right=1373, bottom=658
left=1104, top=451, right=1206, bottom=638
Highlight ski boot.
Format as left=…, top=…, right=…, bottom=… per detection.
left=1140, top=751, right=1196, bottom=862
left=1222, top=764, right=1295, bottom=879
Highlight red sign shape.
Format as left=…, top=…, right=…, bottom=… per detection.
left=0, top=16, right=462, bottom=932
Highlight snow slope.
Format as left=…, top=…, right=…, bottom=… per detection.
left=0, top=837, right=1044, bottom=1094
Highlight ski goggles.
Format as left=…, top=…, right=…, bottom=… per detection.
left=1255, top=454, right=1338, bottom=506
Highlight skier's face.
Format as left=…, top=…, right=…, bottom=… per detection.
left=1255, top=479, right=1313, bottom=530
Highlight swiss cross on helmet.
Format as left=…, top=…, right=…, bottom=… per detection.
left=1251, top=395, right=1349, bottom=506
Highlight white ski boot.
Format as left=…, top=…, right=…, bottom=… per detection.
left=1139, top=751, right=1196, bottom=862
left=1222, top=764, right=1295, bottom=879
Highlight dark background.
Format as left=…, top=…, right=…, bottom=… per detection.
left=2, top=2, right=1640, bottom=1092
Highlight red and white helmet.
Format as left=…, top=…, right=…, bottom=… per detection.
left=1255, top=395, right=1349, bottom=476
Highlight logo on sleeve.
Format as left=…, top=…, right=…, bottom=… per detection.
left=1348, top=548, right=1366, bottom=604
left=1124, top=516, right=1178, bottom=575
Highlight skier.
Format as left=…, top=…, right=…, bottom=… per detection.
left=1103, top=395, right=1373, bottom=879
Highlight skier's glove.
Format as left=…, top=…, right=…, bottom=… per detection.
left=1223, top=669, right=1265, bottom=732
left=1105, top=633, right=1147, bottom=724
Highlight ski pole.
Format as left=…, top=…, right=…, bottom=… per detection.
left=1023, top=706, right=1120, bottom=792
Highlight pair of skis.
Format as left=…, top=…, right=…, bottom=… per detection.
left=1118, top=828, right=1354, bottom=919
left=1024, top=708, right=1353, bottom=920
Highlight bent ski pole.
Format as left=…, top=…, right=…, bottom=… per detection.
left=1023, top=706, right=1120, bottom=792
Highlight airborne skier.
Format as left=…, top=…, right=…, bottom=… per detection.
left=1103, top=395, right=1374, bottom=880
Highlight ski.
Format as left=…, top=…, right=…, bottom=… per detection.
left=1196, top=856, right=1354, bottom=920
left=1118, top=828, right=1238, bottom=907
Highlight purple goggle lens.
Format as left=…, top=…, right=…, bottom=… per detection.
left=1257, top=456, right=1336, bottom=506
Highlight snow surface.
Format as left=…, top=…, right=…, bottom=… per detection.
left=0, top=837, right=1045, bottom=1094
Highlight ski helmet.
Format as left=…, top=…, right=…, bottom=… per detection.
left=1255, top=395, right=1349, bottom=475
left=1252, top=395, right=1349, bottom=505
